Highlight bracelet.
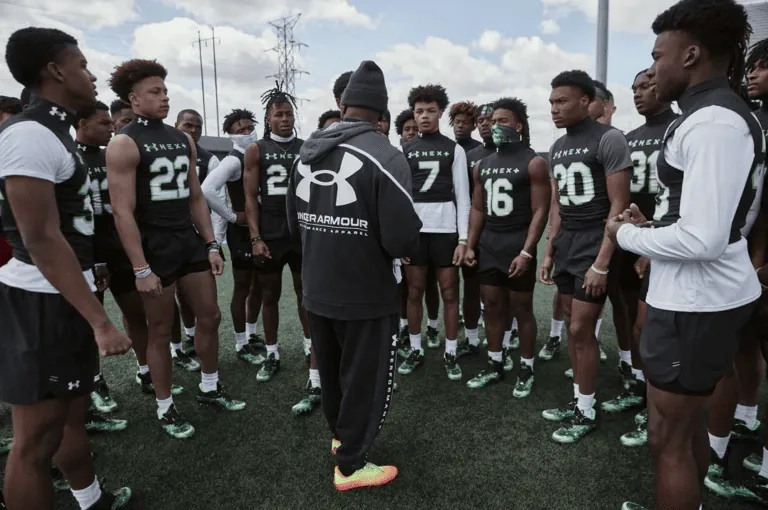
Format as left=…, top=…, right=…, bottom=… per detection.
left=520, top=250, right=533, bottom=260
left=458, top=239, right=468, bottom=246
left=206, top=241, right=221, bottom=253
left=133, top=264, right=149, bottom=272
left=591, top=264, right=609, bottom=275
left=134, top=267, right=152, bottom=279
left=250, top=235, right=263, bottom=245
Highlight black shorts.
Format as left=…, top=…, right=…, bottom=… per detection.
left=0, top=283, right=98, bottom=405
left=462, top=264, right=477, bottom=280
left=618, top=250, right=642, bottom=293
left=638, top=266, right=651, bottom=303
left=477, top=229, right=536, bottom=292
left=552, top=227, right=617, bottom=304
left=142, top=227, right=210, bottom=287
left=227, top=223, right=253, bottom=271
left=641, top=301, right=756, bottom=396
left=97, top=242, right=135, bottom=297
left=410, top=233, right=457, bottom=268
left=254, top=238, right=302, bottom=274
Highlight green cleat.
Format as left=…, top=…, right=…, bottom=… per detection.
left=509, top=330, right=520, bottom=350
left=745, top=453, right=762, bottom=473
left=621, top=503, right=647, bottom=510
left=733, top=418, right=762, bottom=441
left=538, top=336, right=561, bottom=361
left=85, top=411, right=128, bottom=433
left=135, top=371, right=183, bottom=396
left=466, top=359, right=504, bottom=389
left=397, top=329, right=411, bottom=359
left=502, top=347, right=514, bottom=372
left=443, top=352, right=462, bottom=381
left=236, top=344, right=266, bottom=365
left=249, top=333, right=266, bottom=350
left=0, top=437, right=12, bottom=455
left=292, top=382, right=322, bottom=416
left=564, top=367, right=573, bottom=379
left=90, top=377, right=118, bottom=414
left=256, top=353, right=281, bottom=382
left=705, top=470, right=768, bottom=504
left=426, top=326, right=440, bottom=349
left=197, top=383, right=246, bottom=411
left=91, top=484, right=132, bottom=509
left=601, top=389, right=644, bottom=414
left=398, top=348, right=425, bottom=375
left=619, top=361, right=635, bottom=388
left=158, top=404, right=194, bottom=439
left=513, top=365, right=535, bottom=399
left=542, top=399, right=576, bottom=422
left=456, top=341, right=481, bottom=359
left=172, top=349, right=201, bottom=372
left=552, top=407, right=597, bottom=444
left=635, top=409, right=648, bottom=426
left=620, top=423, right=647, bottom=448
left=182, top=334, right=196, bottom=356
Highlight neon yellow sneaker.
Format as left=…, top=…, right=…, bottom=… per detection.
left=333, top=463, right=398, bottom=491
left=331, top=438, right=341, bottom=455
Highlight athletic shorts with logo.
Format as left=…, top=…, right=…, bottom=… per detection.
left=227, top=223, right=254, bottom=271
left=254, top=237, right=302, bottom=274
left=552, top=227, right=618, bottom=304
left=409, top=233, right=458, bottom=268
left=641, top=301, right=756, bottom=396
left=141, top=226, right=209, bottom=287
left=477, top=229, right=536, bottom=292
left=0, top=282, right=98, bottom=405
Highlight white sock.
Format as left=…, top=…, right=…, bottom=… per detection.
left=428, top=318, right=438, bottom=329
left=171, top=342, right=183, bottom=353
left=156, top=396, right=173, bottom=416
left=511, top=318, right=518, bottom=332
left=138, top=365, right=150, bottom=375
left=632, top=368, right=646, bottom=382
left=594, top=318, right=603, bottom=339
left=577, top=391, right=596, bottom=419
left=400, top=318, right=408, bottom=329
left=573, top=383, right=580, bottom=399
left=502, top=330, right=512, bottom=348
left=466, top=328, right=480, bottom=347
left=200, top=371, right=219, bottom=393
left=759, top=447, right=768, bottom=479
left=619, top=349, right=632, bottom=366
left=235, top=332, right=248, bottom=349
left=184, top=326, right=195, bottom=337
left=93, top=373, right=102, bottom=383
left=445, top=339, right=457, bottom=355
left=735, top=404, right=759, bottom=428
left=266, top=343, right=280, bottom=360
left=309, top=368, right=321, bottom=389
left=71, top=476, right=101, bottom=510
left=303, top=337, right=312, bottom=356
left=410, top=333, right=422, bottom=352
left=489, top=351, right=503, bottom=362
left=245, top=322, right=257, bottom=336
left=480, top=301, right=485, bottom=311
left=550, top=319, right=564, bottom=337
left=708, top=432, right=730, bottom=459
left=521, top=357, right=534, bottom=369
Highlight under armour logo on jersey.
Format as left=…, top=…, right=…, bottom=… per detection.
left=138, top=118, right=148, bottom=126
left=144, top=143, right=158, bottom=152
left=77, top=144, right=86, bottom=151
left=49, top=107, right=67, bottom=121
left=295, top=152, right=363, bottom=206
left=68, top=380, right=80, bottom=390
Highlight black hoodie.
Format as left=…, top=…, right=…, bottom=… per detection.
left=286, top=119, right=422, bottom=320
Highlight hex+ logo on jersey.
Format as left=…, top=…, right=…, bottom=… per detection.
left=295, top=152, right=363, bottom=206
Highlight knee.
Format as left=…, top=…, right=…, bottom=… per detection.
left=196, top=306, right=221, bottom=333
left=440, top=283, right=458, bottom=304
left=14, top=426, right=63, bottom=465
left=407, top=284, right=425, bottom=302
left=515, top=301, right=534, bottom=320
left=261, top=281, right=281, bottom=305
left=233, top=278, right=252, bottom=298
left=568, top=319, right=593, bottom=343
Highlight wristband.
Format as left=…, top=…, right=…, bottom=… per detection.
left=206, top=241, right=221, bottom=253
left=250, top=235, right=263, bottom=245
left=134, top=267, right=152, bottom=279
left=520, top=250, right=533, bottom=260
left=458, top=239, right=468, bottom=246
left=132, top=264, right=149, bottom=272
left=590, top=264, right=609, bottom=275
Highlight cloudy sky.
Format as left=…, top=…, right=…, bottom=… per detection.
left=0, top=0, right=708, bottom=150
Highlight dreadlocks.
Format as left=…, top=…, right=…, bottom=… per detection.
left=222, top=108, right=256, bottom=135
left=260, top=81, right=297, bottom=138
left=492, top=97, right=531, bottom=148
left=652, top=0, right=751, bottom=93
left=747, top=38, right=768, bottom=73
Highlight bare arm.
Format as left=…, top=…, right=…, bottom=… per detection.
left=184, top=134, right=214, bottom=243
left=595, top=169, right=630, bottom=269
left=466, top=163, right=484, bottom=252
left=749, top=210, right=767, bottom=269
left=106, top=134, right=146, bottom=269
left=523, top=156, right=552, bottom=254
left=5, top=176, right=110, bottom=328
left=243, top=144, right=262, bottom=240
left=544, top=179, right=561, bottom=259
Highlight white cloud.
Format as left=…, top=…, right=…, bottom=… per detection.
left=2, top=0, right=139, bottom=30
left=541, top=0, right=676, bottom=33
left=540, top=19, right=561, bottom=35
left=161, top=0, right=373, bottom=28
left=474, top=30, right=503, bottom=52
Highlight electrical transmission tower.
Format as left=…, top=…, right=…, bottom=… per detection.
left=192, top=27, right=222, bottom=136
left=267, top=14, right=308, bottom=133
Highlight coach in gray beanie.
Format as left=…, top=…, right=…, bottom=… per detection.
left=340, top=60, right=388, bottom=114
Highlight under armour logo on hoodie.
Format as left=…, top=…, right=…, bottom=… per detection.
left=295, top=152, right=362, bottom=206
left=49, top=107, right=67, bottom=121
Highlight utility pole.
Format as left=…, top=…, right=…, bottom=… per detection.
left=267, top=14, right=308, bottom=133
left=192, top=30, right=208, bottom=136
left=211, top=26, right=221, bottom=137
left=596, top=0, right=609, bottom=83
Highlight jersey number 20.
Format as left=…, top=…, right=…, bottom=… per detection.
left=553, top=162, right=595, bottom=206
left=149, top=156, right=191, bottom=201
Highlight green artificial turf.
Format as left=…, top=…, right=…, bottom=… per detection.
left=0, top=263, right=757, bottom=509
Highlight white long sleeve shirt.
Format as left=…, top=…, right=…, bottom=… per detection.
left=205, top=155, right=228, bottom=244
left=617, top=105, right=761, bottom=312
left=201, top=146, right=245, bottom=227
left=414, top=144, right=471, bottom=239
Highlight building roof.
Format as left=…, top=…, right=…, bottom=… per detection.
left=198, top=135, right=233, bottom=154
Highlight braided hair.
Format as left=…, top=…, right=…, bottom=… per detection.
left=260, top=81, right=297, bottom=138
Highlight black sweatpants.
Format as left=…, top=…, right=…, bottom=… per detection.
left=309, top=312, right=398, bottom=476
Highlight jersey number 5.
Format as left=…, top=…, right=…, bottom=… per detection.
left=484, top=178, right=513, bottom=216
left=149, top=156, right=191, bottom=201
left=553, top=162, right=595, bottom=206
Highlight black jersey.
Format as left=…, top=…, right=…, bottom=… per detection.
left=225, top=149, right=246, bottom=214
left=403, top=131, right=458, bottom=203
left=466, top=141, right=496, bottom=194
left=625, top=109, right=679, bottom=220
left=257, top=136, right=303, bottom=240
left=196, top=144, right=215, bottom=183
left=549, top=117, right=632, bottom=230
left=477, top=142, right=538, bottom=232
left=457, top=136, right=482, bottom=155
left=654, top=78, right=764, bottom=244
left=78, top=142, right=120, bottom=255
left=752, top=107, right=768, bottom=228
left=0, top=99, right=94, bottom=269
left=122, top=115, right=193, bottom=230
